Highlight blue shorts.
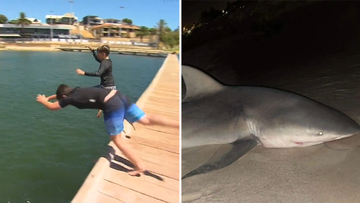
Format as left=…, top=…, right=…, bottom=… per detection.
left=103, top=103, right=145, bottom=136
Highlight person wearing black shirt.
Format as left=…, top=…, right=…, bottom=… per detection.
left=37, top=84, right=179, bottom=176
left=76, top=45, right=116, bottom=118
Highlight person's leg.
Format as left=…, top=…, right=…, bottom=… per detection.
left=125, top=104, right=179, bottom=128
left=104, top=100, right=145, bottom=176
left=110, top=133, right=145, bottom=176
left=137, top=115, right=179, bottom=128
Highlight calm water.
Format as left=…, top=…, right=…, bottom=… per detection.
left=0, top=51, right=164, bottom=202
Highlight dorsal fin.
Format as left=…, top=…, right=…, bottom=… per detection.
left=182, top=65, right=224, bottom=102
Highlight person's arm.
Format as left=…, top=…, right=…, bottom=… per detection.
left=36, top=95, right=62, bottom=111
left=46, top=94, right=57, bottom=101
left=83, top=62, right=109, bottom=77
left=86, top=46, right=101, bottom=63
left=92, top=50, right=101, bottom=63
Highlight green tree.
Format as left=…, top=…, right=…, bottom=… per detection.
left=122, top=18, right=132, bottom=25
left=16, top=12, right=32, bottom=37
left=149, top=28, right=157, bottom=35
left=156, top=19, right=179, bottom=49
left=162, top=33, right=176, bottom=48
left=168, top=31, right=179, bottom=48
left=136, top=26, right=149, bottom=42
left=157, top=19, right=167, bottom=46
left=0, top=14, right=8, bottom=24
left=9, top=19, right=18, bottom=24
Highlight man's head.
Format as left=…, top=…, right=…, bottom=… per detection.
left=56, top=84, right=72, bottom=100
left=96, top=45, right=110, bottom=60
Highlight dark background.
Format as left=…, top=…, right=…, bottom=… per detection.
left=181, top=0, right=360, bottom=85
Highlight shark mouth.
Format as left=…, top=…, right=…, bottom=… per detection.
left=294, top=141, right=323, bottom=146
left=294, top=134, right=353, bottom=146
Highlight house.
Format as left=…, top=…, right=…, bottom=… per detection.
left=91, top=23, right=140, bottom=38
left=0, top=24, right=72, bottom=38
left=45, top=13, right=78, bottom=25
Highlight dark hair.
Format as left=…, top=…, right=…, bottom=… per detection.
left=97, top=45, right=110, bottom=56
left=56, top=84, right=72, bottom=100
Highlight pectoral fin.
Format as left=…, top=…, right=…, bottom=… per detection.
left=182, top=139, right=259, bottom=180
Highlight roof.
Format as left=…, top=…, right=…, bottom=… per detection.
left=0, top=24, right=72, bottom=30
left=26, top=18, right=42, bottom=23
left=45, top=13, right=78, bottom=20
left=91, top=23, right=140, bottom=30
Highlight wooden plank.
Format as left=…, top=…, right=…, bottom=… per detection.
left=109, top=142, right=179, bottom=179
left=94, top=192, right=125, bottom=203
left=102, top=167, right=178, bottom=203
left=104, top=165, right=179, bottom=192
left=98, top=178, right=166, bottom=203
left=129, top=133, right=179, bottom=154
left=72, top=157, right=110, bottom=203
left=131, top=124, right=179, bottom=138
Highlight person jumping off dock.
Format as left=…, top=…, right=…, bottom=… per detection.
left=37, top=85, right=179, bottom=176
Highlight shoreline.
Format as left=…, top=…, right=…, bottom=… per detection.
left=0, top=46, right=61, bottom=52
left=0, top=43, right=179, bottom=54
left=0, top=45, right=179, bottom=56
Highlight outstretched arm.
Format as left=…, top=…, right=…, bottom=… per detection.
left=37, top=94, right=62, bottom=111
left=92, top=50, right=101, bottom=63
left=46, top=94, right=57, bottom=101
left=87, top=46, right=101, bottom=63
left=83, top=62, right=109, bottom=77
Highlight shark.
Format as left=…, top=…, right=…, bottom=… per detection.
left=182, top=65, right=360, bottom=179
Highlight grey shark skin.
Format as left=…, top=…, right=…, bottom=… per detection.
left=182, top=65, right=360, bottom=179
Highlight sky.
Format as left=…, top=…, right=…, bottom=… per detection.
left=0, top=0, right=180, bottom=30
left=182, top=0, right=235, bottom=27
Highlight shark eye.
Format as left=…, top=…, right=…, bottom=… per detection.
left=317, top=131, right=323, bottom=136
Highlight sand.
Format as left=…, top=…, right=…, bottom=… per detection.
left=182, top=134, right=360, bottom=203
left=181, top=32, right=360, bottom=202
left=0, top=45, right=61, bottom=52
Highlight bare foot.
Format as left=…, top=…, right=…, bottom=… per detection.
left=128, top=166, right=146, bottom=176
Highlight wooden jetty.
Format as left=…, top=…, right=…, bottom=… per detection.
left=56, top=47, right=168, bottom=58
left=71, top=54, right=180, bottom=203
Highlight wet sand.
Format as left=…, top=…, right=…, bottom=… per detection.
left=182, top=134, right=360, bottom=203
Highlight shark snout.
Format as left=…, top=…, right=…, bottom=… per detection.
left=328, top=112, right=360, bottom=139
left=331, top=124, right=360, bottom=141
left=340, top=118, right=360, bottom=135
left=326, top=121, right=360, bottom=142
